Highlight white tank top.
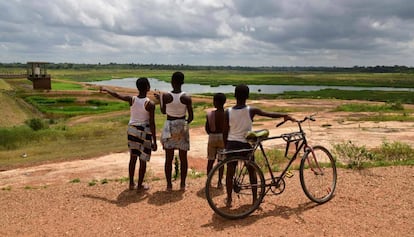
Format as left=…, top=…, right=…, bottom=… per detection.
left=227, top=106, right=252, bottom=143
left=166, top=92, right=187, bottom=117
left=129, top=96, right=150, bottom=125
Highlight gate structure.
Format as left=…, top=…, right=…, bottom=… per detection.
left=27, top=62, right=51, bottom=90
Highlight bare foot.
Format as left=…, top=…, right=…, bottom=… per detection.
left=137, top=184, right=150, bottom=192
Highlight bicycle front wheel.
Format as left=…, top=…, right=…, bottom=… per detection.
left=205, top=157, right=265, bottom=219
left=300, top=145, right=337, bottom=203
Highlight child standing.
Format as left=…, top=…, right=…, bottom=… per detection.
left=205, top=93, right=226, bottom=188
left=158, top=71, right=194, bottom=191
left=223, top=84, right=296, bottom=206
left=101, top=77, right=157, bottom=191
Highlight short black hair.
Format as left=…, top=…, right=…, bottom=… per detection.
left=136, top=77, right=150, bottom=92
left=213, top=93, right=226, bottom=107
left=235, top=84, right=249, bottom=100
left=171, top=71, right=184, bottom=85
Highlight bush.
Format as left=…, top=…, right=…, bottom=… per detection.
left=375, top=141, right=413, bottom=162
left=333, top=140, right=414, bottom=169
left=25, top=118, right=48, bottom=131
left=332, top=141, right=374, bottom=169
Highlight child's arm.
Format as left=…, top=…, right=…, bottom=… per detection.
left=183, top=95, right=194, bottom=124
left=250, top=107, right=296, bottom=122
left=223, top=109, right=230, bottom=146
left=146, top=100, right=158, bottom=151
left=159, top=93, right=167, bottom=114
left=205, top=113, right=211, bottom=134
left=101, top=87, right=132, bottom=104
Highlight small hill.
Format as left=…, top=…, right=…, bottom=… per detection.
left=0, top=79, right=32, bottom=127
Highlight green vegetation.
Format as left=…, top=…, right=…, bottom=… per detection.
left=334, top=102, right=404, bottom=112
left=25, top=96, right=129, bottom=117
left=278, top=89, right=414, bottom=104
left=0, top=79, right=13, bottom=90
left=69, top=178, right=81, bottom=183
left=1, top=65, right=414, bottom=171
left=52, top=81, right=84, bottom=90
left=255, top=149, right=286, bottom=172
left=333, top=140, right=414, bottom=169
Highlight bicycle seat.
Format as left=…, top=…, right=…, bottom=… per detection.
left=246, top=129, right=269, bottom=140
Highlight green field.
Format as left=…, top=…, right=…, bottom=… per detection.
left=1, top=67, right=414, bottom=170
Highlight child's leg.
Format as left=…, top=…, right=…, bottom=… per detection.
left=164, top=149, right=174, bottom=190
left=225, top=161, right=237, bottom=206
left=207, top=160, right=215, bottom=175
left=129, top=154, right=138, bottom=189
left=218, top=165, right=224, bottom=188
left=137, top=159, right=148, bottom=190
left=179, top=149, right=188, bottom=189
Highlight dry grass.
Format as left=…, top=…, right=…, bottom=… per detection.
left=0, top=91, right=31, bottom=127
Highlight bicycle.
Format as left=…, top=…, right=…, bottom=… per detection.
left=205, top=114, right=337, bottom=219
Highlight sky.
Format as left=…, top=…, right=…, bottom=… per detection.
left=1, top=0, right=414, bottom=67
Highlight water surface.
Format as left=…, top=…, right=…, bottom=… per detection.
left=89, top=78, right=414, bottom=94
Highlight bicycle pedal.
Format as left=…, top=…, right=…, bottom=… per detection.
left=285, top=171, right=294, bottom=178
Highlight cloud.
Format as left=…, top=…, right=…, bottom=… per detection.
left=0, top=0, right=413, bottom=66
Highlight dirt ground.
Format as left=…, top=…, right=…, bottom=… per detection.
left=1, top=99, right=414, bottom=236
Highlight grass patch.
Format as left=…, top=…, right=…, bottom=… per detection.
left=0, top=122, right=126, bottom=169
left=0, top=92, right=32, bottom=127
left=69, top=178, right=81, bottom=183
left=279, top=89, right=414, bottom=104
left=52, top=81, right=84, bottom=90
left=1, top=186, right=12, bottom=191
left=255, top=148, right=286, bottom=172
left=356, top=113, right=414, bottom=122
left=333, top=140, right=414, bottom=169
left=25, top=95, right=129, bottom=117
left=0, top=79, right=13, bottom=90
left=334, top=102, right=404, bottom=112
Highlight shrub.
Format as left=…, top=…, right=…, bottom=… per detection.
left=332, top=141, right=374, bottom=169
left=333, top=140, right=414, bottom=168
left=375, top=141, right=413, bottom=162
left=25, top=118, right=48, bottom=131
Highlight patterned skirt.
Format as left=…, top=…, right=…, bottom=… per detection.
left=127, top=123, right=152, bottom=161
left=161, top=119, right=190, bottom=151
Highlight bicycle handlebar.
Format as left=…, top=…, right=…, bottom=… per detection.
left=276, top=114, right=317, bottom=127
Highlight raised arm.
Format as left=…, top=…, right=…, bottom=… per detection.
left=250, top=107, right=296, bottom=122
left=101, top=87, right=132, bottom=105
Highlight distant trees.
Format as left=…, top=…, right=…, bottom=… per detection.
left=0, top=62, right=413, bottom=73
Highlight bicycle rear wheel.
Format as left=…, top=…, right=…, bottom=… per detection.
left=205, top=157, right=265, bottom=219
left=300, top=145, right=337, bottom=203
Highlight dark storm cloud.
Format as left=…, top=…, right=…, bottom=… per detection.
left=0, top=0, right=413, bottom=66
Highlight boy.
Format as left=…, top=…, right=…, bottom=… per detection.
left=205, top=93, right=226, bottom=188
left=158, top=72, right=194, bottom=191
left=101, top=77, right=157, bottom=191
left=223, top=84, right=296, bottom=206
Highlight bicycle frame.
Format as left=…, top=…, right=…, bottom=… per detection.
left=205, top=114, right=337, bottom=219
left=240, top=116, right=320, bottom=194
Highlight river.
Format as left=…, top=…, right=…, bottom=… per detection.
left=89, top=78, right=414, bottom=94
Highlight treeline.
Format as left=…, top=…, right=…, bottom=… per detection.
left=1, top=62, right=413, bottom=73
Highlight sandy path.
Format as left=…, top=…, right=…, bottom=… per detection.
left=1, top=99, right=414, bottom=236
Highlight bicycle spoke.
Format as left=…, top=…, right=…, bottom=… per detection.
left=205, top=157, right=265, bottom=219
left=300, top=146, right=337, bottom=203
